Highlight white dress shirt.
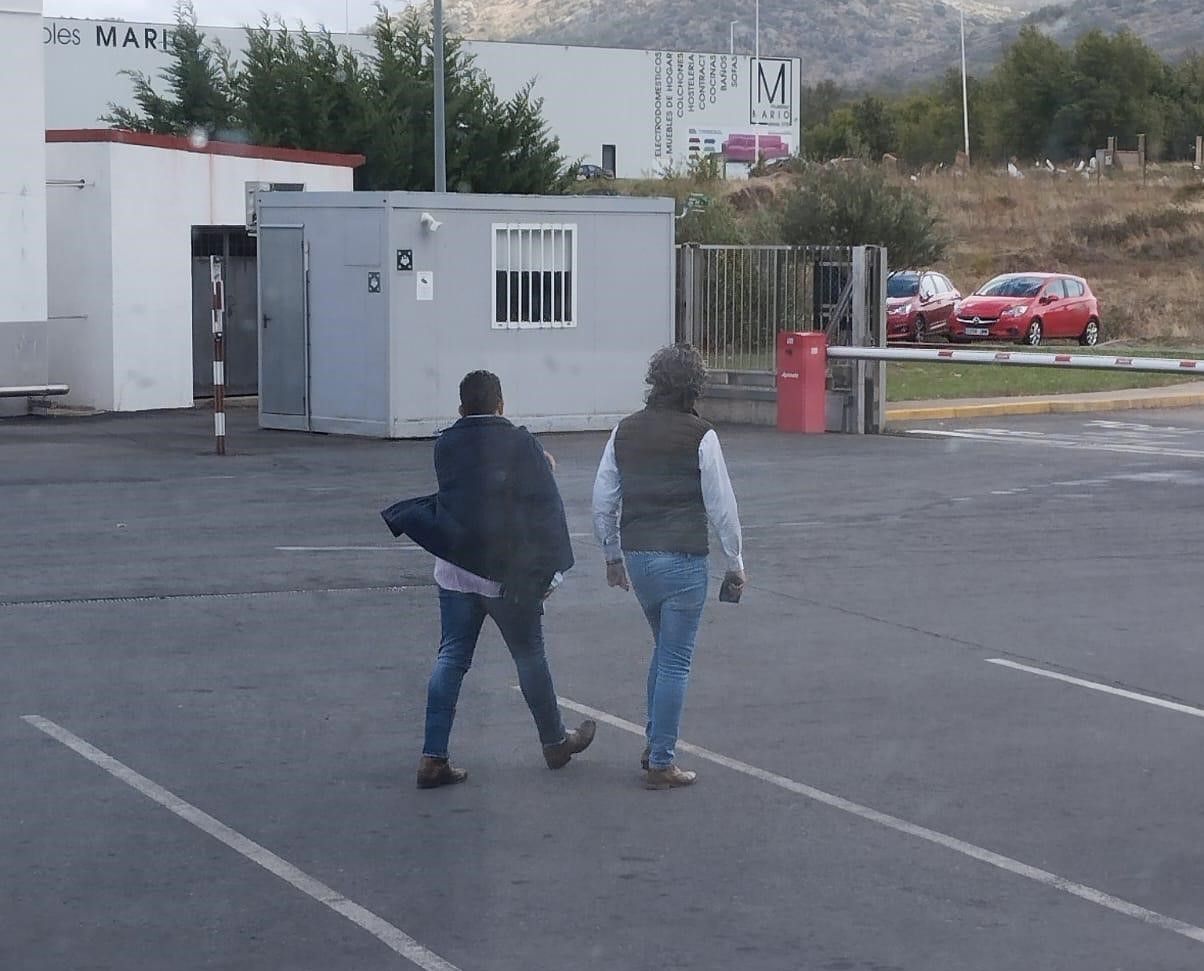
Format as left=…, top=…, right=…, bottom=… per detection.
left=592, top=427, right=744, bottom=572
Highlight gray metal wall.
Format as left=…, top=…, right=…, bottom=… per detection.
left=257, top=192, right=675, bottom=439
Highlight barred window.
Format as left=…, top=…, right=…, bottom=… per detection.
left=493, top=224, right=577, bottom=329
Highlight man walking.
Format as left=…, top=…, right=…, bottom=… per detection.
left=592, top=345, right=745, bottom=790
left=383, top=371, right=595, bottom=789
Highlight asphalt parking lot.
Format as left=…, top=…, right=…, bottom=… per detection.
left=4, top=406, right=1204, bottom=971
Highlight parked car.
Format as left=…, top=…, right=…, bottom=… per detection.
left=950, top=273, right=1101, bottom=346
left=576, top=164, right=614, bottom=181
left=886, top=270, right=962, bottom=341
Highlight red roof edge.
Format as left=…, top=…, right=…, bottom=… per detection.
left=46, top=129, right=366, bottom=169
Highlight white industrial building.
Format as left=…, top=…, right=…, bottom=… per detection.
left=45, top=131, right=358, bottom=412
left=40, top=17, right=801, bottom=179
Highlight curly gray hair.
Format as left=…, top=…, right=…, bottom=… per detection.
left=645, top=343, right=708, bottom=410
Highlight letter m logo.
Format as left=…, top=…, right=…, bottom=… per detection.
left=750, top=58, right=793, bottom=124
left=757, top=62, right=787, bottom=106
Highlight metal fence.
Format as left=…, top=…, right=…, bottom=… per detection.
left=675, top=244, right=878, bottom=372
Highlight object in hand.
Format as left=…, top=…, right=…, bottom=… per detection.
left=719, top=575, right=743, bottom=603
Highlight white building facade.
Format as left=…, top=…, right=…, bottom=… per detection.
left=40, top=17, right=801, bottom=178
left=45, top=131, right=359, bottom=412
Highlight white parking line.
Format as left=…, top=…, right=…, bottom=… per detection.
left=276, top=546, right=419, bottom=552
left=21, top=716, right=462, bottom=971
left=553, top=695, right=1204, bottom=946
left=906, top=428, right=1204, bottom=460
left=986, top=659, right=1204, bottom=720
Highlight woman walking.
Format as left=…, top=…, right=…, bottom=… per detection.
left=591, top=345, right=745, bottom=789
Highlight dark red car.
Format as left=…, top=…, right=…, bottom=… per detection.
left=950, top=273, right=1101, bottom=346
left=886, top=270, right=961, bottom=341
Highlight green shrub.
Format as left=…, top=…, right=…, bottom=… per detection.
left=779, top=165, right=949, bottom=267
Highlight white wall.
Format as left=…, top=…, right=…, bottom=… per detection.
left=45, top=137, right=355, bottom=411
left=1, top=0, right=48, bottom=324
left=45, top=142, right=115, bottom=409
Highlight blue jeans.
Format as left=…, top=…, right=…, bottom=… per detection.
left=422, top=589, right=567, bottom=759
left=625, top=552, right=709, bottom=769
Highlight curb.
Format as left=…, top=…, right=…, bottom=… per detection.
left=886, top=390, right=1204, bottom=422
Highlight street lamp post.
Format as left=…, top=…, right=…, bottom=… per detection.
left=960, top=8, right=970, bottom=163
left=433, top=0, right=447, bottom=192
left=753, top=0, right=760, bottom=169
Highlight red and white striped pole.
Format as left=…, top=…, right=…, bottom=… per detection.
left=829, top=344, right=1204, bottom=375
left=210, top=255, right=226, bottom=456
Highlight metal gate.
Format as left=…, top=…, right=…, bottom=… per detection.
left=192, top=228, right=258, bottom=397
left=676, top=244, right=888, bottom=432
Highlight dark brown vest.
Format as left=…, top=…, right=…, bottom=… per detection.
left=614, top=405, right=712, bottom=556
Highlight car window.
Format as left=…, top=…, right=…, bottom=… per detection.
left=938, top=275, right=955, bottom=294
left=1047, top=280, right=1069, bottom=299
left=1066, top=279, right=1085, bottom=297
left=977, top=276, right=1046, bottom=298
left=920, top=275, right=936, bottom=298
left=887, top=273, right=920, bottom=298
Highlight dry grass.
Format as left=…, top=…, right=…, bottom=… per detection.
left=922, top=168, right=1204, bottom=344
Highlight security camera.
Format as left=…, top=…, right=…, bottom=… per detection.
left=420, top=212, right=442, bottom=233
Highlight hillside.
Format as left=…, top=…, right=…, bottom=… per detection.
left=968, top=0, right=1204, bottom=71
left=441, top=0, right=1049, bottom=86
left=443, top=0, right=1202, bottom=86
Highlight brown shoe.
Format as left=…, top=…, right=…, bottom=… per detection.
left=645, top=764, right=697, bottom=790
left=543, top=719, right=597, bottom=769
left=416, top=756, right=468, bottom=789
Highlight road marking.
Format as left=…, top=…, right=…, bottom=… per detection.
left=744, top=520, right=825, bottom=530
left=276, top=545, right=420, bottom=552
left=552, top=695, right=1204, bottom=945
left=906, top=428, right=1204, bottom=460
left=1, top=585, right=415, bottom=609
left=21, top=716, right=462, bottom=971
left=986, top=659, right=1204, bottom=720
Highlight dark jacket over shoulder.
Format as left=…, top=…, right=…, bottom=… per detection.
left=382, top=416, right=574, bottom=603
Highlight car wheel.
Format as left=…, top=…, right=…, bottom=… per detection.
left=1023, top=319, right=1043, bottom=347
left=913, top=316, right=927, bottom=342
left=1079, top=318, right=1100, bottom=347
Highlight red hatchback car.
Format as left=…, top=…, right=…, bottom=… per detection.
left=886, top=270, right=962, bottom=341
left=950, top=273, right=1101, bottom=346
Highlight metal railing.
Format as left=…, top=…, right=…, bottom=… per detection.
left=677, top=245, right=860, bottom=371
left=0, top=385, right=70, bottom=398
left=829, top=345, right=1204, bottom=374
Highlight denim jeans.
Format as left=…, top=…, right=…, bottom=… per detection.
left=422, top=588, right=567, bottom=759
left=625, top=552, right=709, bottom=769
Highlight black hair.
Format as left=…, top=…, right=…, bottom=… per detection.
left=460, top=370, right=504, bottom=416
left=644, top=344, right=708, bottom=411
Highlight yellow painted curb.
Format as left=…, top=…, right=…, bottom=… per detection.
left=886, top=392, right=1204, bottom=423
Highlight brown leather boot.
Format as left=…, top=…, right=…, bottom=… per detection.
left=543, top=719, right=597, bottom=769
left=416, top=756, right=468, bottom=789
left=645, top=764, right=697, bottom=790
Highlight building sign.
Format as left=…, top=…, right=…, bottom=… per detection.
left=652, top=51, right=740, bottom=159
left=751, top=58, right=793, bottom=126
left=650, top=51, right=796, bottom=163
left=44, top=20, right=176, bottom=50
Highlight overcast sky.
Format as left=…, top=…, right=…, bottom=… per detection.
left=44, top=0, right=410, bottom=31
